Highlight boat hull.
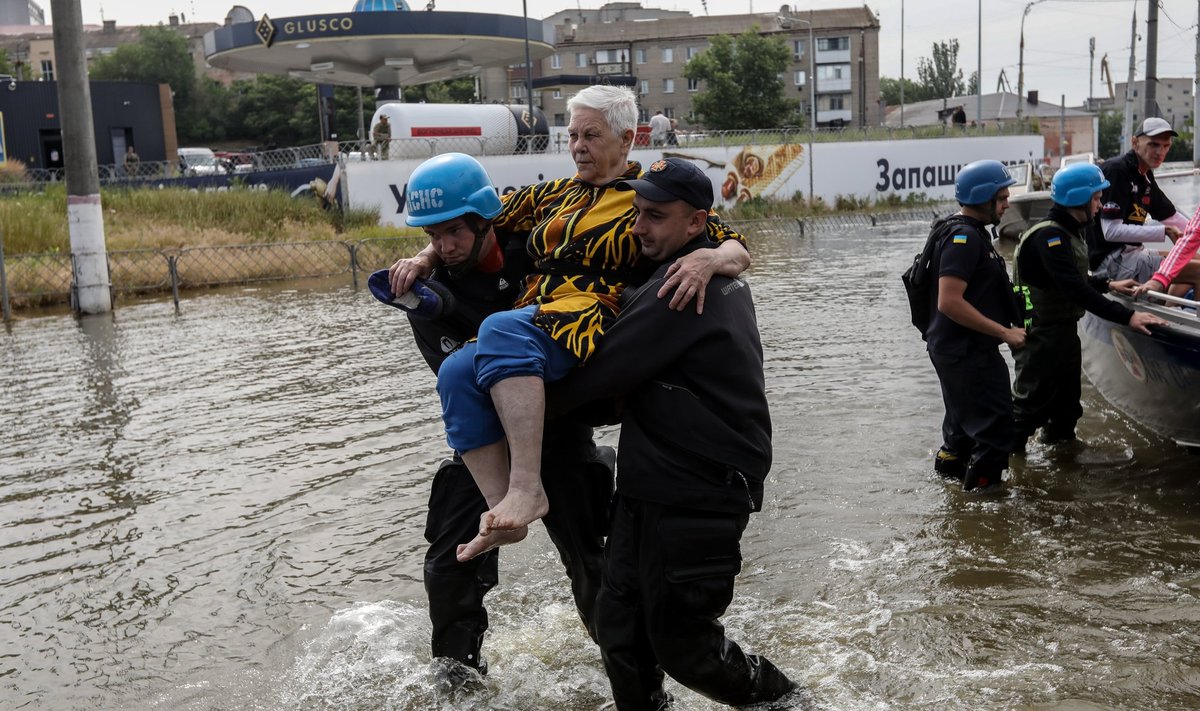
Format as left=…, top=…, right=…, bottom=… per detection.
left=1080, top=295, right=1200, bottom=447
left=997, top=190, right=1051, bottom=240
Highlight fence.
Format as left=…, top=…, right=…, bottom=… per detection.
left=0, top=211, right=950, bottom=317
left=2, top=121, right=1038, bottom=189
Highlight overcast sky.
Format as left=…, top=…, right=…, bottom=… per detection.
left=74, top=0, right=1200, bottom=110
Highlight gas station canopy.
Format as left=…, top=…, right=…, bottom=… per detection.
left=204, top=9, right=553, bottom=88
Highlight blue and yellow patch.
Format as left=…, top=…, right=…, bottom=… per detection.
left=952, top=234, right=968, bottom=244
left=1046, top=236, right=1063, bottom=248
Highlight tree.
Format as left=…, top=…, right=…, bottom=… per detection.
left=1098, top=110, right=1122, bottom=157
left=879, top=76, right=934, bottom=105
left=227, top=75, right=320, bottom=147
left=916, top=39, right=966, bottom=100
left=403, top=77, right=476, bottom=104
left=89, top=26, right=204, bottom=142
left=684, top=28, right=797, bottom=130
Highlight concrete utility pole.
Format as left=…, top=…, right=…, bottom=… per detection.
left=50, top=0, right=111, bottom=314
left=977, top=0, right=982, bottom=131
left=1123, top=7, right=1137, bottom=150
left=1194, top=0, right=1199, bottom=165
left=1146, top=0, right=1160, bottom=119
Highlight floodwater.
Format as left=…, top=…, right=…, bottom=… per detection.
left=4, top=216, right=1200, bottom=711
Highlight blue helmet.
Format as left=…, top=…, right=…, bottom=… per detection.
left=405, top=153, right=502, bottom=227
left=955, top=160, right=1017, bottom=205
left=1051, top=163, right=1110, bottom=207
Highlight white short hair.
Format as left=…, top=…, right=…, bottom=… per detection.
left=566, top=85, right=638, bottom=137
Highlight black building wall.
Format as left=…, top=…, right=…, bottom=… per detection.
left=0, top=80, right=168, bottom=170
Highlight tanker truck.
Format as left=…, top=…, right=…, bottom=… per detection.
left=367, top=103, right=549, bottom=160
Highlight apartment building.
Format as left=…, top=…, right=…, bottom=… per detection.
left=503, top=2, right=881, bottom=130
left=0, top=0, right=44, bottom=26
left=1087, top=77, right=1194, bottom=130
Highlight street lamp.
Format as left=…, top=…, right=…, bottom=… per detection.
left=522, top=0, right=536, bottom=154
left=1016, top=0, right=1048, bottom=122
left=778, top=11, right=816, bottom=204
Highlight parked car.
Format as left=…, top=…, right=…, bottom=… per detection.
left=178, top=147, right=225, bottom=176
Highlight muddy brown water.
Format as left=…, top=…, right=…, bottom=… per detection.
left=3, top=217, right=1200, bottom=710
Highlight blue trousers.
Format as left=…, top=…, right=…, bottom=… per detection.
left=437, top=306, right=579, bottom=452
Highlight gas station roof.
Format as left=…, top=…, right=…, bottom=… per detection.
left=204, top=11, right=553, bottom=88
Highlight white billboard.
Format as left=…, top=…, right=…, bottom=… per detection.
left=345, top=135, right=1045, bottom=226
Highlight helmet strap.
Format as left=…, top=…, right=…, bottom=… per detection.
left=445, top=218, right=492, bottom=278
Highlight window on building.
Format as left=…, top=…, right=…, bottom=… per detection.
left=595, top=49, right=612, bottom=63
left=576, top=52, right=587, bottom=68
left=553, top=89, right=562, bottom=99
left=817, top=64, right=848, bottom=80
left=663, top=78, right=675, bottom=93
left=40, top=59, right=53, bottom=80
left=639, top=80, right=649, bottom=96
left=636, top=48, right=646, bottom=64
left=687, top=46, right=701, bottom=60
left=551, top=54, right=561, bottom=69
left=816, top=36, right=850, bottom=51
left=793, top=40, right=806, bottom=60
left=510, top=83, right=527, bottom=99
left=687, top=78, right=700, bottom=92
left=664, top=108, right=675, bottom=119
left=794, top=70, right=806, bottom=86
left=638, top=108, right=649, bottom=123
left=827, top=95, right=846, bottom=110
left=555, top=113, right=566, bottom=125
left=688, top=110, right=697, bottom=122
left=662, top=47, right=673, bottom=64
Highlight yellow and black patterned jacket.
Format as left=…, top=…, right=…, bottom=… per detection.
left=494, top=161, right=746, bottom=364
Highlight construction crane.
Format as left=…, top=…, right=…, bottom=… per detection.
left=997, top=68, right=1013, bottom=94
left=1099, top=54, right=1115, bottom=100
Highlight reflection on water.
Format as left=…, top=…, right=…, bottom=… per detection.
left=3, top=218, right=1200, bottom=710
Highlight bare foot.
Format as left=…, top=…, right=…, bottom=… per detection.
left=482, top=482, right=549, bottom=532
left=456, top=525, right=528, bottom=562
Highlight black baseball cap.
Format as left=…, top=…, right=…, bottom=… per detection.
left=617, top=157, right=713, bottom=211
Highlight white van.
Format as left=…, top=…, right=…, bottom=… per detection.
left=178, top=147, right=224, bottom=176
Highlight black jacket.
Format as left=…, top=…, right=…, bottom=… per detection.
left=1017, top=206, right=1134, bottom=325
left=549, top=239, right=771, bottom=514
left=407, top=238, right=527, bottom=374
left=1090, top=149, right=1178, bottom=268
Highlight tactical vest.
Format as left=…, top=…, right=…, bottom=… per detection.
left=1012, top=219, right=1088, bottom=327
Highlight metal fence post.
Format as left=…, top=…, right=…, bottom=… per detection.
left=347, top=242, right=360, bottom=289
left=167, top=253, right=181, bottom=311
left=0, top=228, right=10, bottom=323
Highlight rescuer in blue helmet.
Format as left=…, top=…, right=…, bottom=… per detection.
left=920, top=159, right=1026, bottom=492
left=370, top=152, right=614, bottom=685
left=1010, top=162, right=1167, bottom=453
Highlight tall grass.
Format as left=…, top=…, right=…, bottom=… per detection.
left=0, top=186, right=397, bottom=255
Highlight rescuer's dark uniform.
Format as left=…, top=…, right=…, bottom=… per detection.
left=1012, top=206, right=1135, bottom=445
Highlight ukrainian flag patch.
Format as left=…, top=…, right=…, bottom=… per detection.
left=1047, top=236, right=1062, bottom=247
left=952, top=234, right=968, bottom=244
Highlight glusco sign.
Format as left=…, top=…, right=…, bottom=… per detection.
left=281, top=17, right=354, bottom=35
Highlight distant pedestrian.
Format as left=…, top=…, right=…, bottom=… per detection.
left=372, top=114, right=392, bottom=160
left=124, top=145, right=140, bottom=177
left=649, top=110, right=670, bottom=147
left=952, top=105, right=967, bottom=129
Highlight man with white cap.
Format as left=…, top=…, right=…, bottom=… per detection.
left=1089, top=117, right=1200, bottom=294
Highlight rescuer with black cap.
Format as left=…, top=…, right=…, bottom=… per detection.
left=547, top=156, right=802, bottom=710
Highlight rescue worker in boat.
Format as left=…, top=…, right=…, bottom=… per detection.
left=1012, top=163, right=1168, bottom=451
left=926, top=160, right=1026, bottom=493
left=1090, top=117, right=1200, bottom=297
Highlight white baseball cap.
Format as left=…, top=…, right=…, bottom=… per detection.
left=1135, top=117, right=1178, bottom=138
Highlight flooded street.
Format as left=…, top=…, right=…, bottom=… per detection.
left=4, top=217, right=1200, bottom=710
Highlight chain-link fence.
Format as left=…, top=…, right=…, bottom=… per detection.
left=0, top=235, right=428, bottom=312
left=1, top=211, right=955, bottom=316
left=6, top=121, right=1038, bottom=188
